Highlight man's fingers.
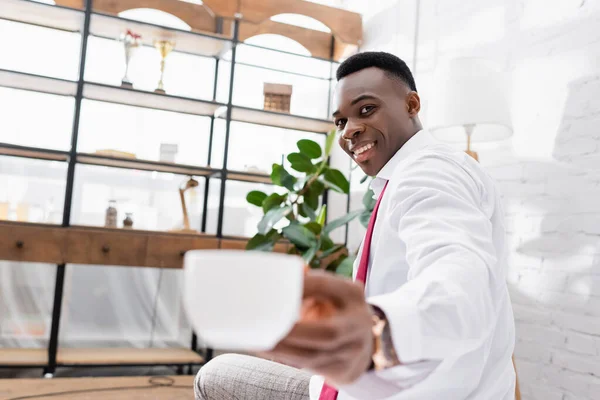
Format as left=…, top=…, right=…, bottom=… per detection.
left=268, top=337, right=364, bottom=370
left=285, top=310, right=372, bottom=350
left=303, top=271, right=365, bottom=307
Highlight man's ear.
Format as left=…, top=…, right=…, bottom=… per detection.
left=406, top=92, right=421, bottom=116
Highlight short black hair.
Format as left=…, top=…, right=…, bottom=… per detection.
left=336, top=51, right=417, bottom=92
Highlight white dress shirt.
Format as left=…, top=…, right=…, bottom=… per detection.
left=309, top=130, right=516, bottom=400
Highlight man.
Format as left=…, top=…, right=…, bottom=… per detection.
left=195, top=52, right=516, bottom=399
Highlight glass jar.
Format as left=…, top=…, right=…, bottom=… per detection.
left=105, top=200, right=117, bottom=228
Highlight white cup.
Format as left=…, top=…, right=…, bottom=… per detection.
left=183, top=250, right=305, bottom=351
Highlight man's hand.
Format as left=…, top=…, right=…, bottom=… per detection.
left=262, top=271, right=374, bottom=385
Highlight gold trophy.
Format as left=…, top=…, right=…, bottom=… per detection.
left=153, top=40, right=175, bottom=94
left=170, top=176, right=199, bottom=234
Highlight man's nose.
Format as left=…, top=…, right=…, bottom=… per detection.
left=342, top=120, right=365, bottom=141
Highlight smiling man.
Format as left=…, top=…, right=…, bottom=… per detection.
left=194, top=52, right=516, bottom=400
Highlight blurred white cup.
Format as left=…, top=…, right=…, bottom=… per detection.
left=183, top=250, right=305, bottom=351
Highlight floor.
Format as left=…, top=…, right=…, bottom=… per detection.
left=0, top=375, right=195, bottom=400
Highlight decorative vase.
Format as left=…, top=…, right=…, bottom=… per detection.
left=123, top=212, right=134, bottom=229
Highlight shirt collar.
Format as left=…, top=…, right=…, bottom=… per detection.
left=370, top=129, right=436, bottom=197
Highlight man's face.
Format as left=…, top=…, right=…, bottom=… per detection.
left=333, top=67, right=415, bottom=176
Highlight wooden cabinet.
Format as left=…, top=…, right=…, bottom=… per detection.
left=0, top=223, right=65, bottom=264
left=146, top=234, right=219, bottom=269
left=65, top=228, right=148, bottom=267
left=0, top=222, right=280, bottom=269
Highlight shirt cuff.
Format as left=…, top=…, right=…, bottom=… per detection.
left=368, top=293, right=425, bottom=364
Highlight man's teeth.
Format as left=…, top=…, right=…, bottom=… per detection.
left=354, top=143, right=374, bottom=155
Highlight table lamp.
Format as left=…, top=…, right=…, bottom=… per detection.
left=427, top=58, right=513, bottom=161
left=170, top=176, right=199, bottom=234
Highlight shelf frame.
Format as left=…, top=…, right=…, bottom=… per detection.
left=0, top=0, right=84, bottom=33
left=45, top=0, right=93, bottom=376
left=0, top=0, right=352, bottom=375
left=0, top=143, right=69, bottom=162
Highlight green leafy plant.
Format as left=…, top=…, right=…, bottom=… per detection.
left=358, top=174, right=375, bottom=228
left=245, top=131, right=359, bottom=276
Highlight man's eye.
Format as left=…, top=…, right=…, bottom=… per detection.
left=335, top=119, right=346, bottom=128
left=360, top=105, right=374, bottom=115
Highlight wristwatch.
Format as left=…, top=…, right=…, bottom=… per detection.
left=370, top=306, right=401, bottom=371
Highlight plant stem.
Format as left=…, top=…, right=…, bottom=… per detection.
left=294, top=157, right=329, bottom=201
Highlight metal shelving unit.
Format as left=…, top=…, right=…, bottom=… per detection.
left=0, top=0, right=350, bottom=376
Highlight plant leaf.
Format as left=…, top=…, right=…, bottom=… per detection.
left=266, top=229, right=282, bottom=241
left=293, top=176, right=308, bottom=191
left=323, top=209, right=362, bottom=235
left=245, top=233, right=275, bottom=251
left=324, top=129, right=336, bottom=157
left=320, top=233, right=334, bottom=250
left=262, top=193, right=285, bottom=213
left=304, top=186, right=320, bottom=210
left=310, top=179, right=325, bottom=195
left=257, top=205, right=292, bottom=235
left=271, top=164, right=297, bottom=191
left=360, top=175, right=370, bottom=184
left=287, top=152, right=316, bottom=173
left=270, top=163, right=281, bottom=184
left=302, top=239, right=321, bottom=264
left=246, top=190, right=267, bottom=207
left=359, top=210, right=372, bottom=228
left=297, top=139, right=322, bottom=159
left=304, top=222, right=322, bottom=235
left=316, top=205, right=327, bottom=227
left=323, top=168, right=350, bottom=194
left=301, top=203, right=317, bottom=220
left=362, top=189, right=376, bottom=210
left=336, top=255, right=355, bottom=278
left=282, top=223, right=317, bottom=249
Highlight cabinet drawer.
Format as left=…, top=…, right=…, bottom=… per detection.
left=65, top=229, right=147, bottom=267
left=219, top=238, right=289, bottom=253
left=146, top=235, right=219, bottom=269
left=0, top=223, right=65, bottom=264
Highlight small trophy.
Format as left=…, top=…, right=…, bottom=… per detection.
left=119, top=30, right=141, bottom=89
left=153, top=40, right=175, bottom=94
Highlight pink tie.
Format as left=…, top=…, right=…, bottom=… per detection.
left=318, top=182, right=388, bottom=400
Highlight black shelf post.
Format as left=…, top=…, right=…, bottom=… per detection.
left=215, top=19, right=240, bottom=239
left=44, top=0, right=93, bottom=378
left=192, top=57, right=221, bottom=368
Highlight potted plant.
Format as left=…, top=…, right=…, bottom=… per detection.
left=245, top=131, right=364, bottom=276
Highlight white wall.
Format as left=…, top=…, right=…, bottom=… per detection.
left=345, top=0, right=600, bottom=398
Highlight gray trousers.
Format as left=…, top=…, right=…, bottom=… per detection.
left=195, top=354, right=312, bottom=400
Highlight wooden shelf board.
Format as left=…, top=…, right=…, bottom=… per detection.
left=0, top=376, right=194, bottom=399
left=226, top=170, right=272, bottom=184
left=77, top=153, right=216, bottom=177
left=203, top=0, right=362, bottom=46
left=0, top=0, right=83, bottom=32
left=75, top=154, right=272, bottom=184
left=83, top=82, right=224, bottom=116
left=0, top=69, right=77, bottom=97
left=0, top=144, right=69, bottom=162
left=90, top=12, right=232, bottom=58
left=220, top=105, right=333, bottom=134
left=57, top=347, right=204, bottom=365
left=0, top=348, right=48, bottom=366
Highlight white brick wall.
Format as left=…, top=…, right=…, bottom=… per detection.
left=345, top=0, right=600, bottom=398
